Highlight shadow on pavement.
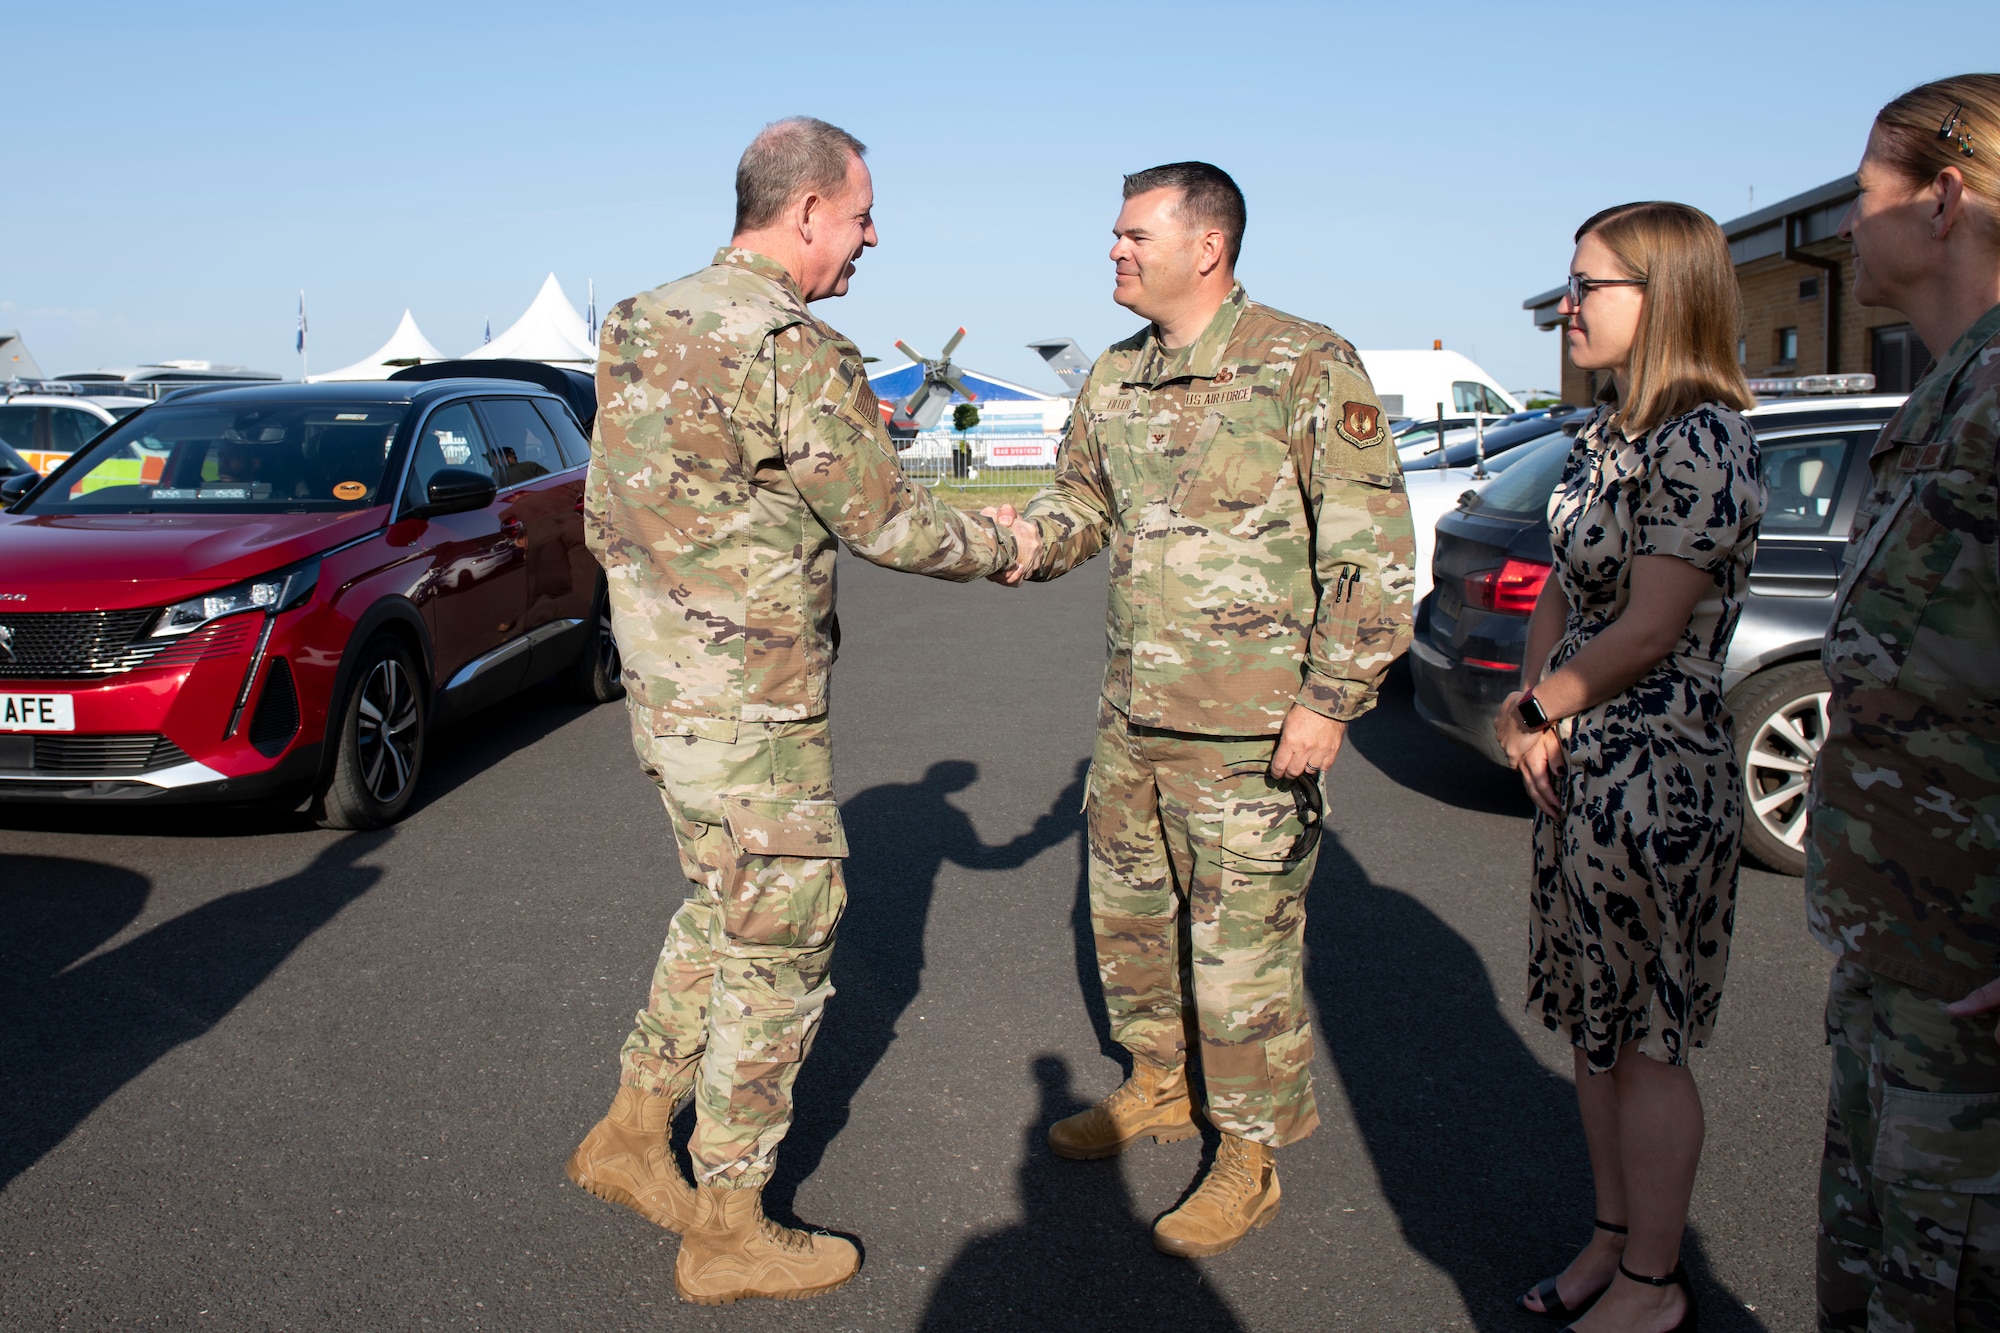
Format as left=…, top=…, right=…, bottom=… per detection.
left=0, top=682, right=605, bottom=839
left=1347, top=661, right=1532, bottom=818
left=0, top=836, right=389, bottom=1192
left=1305, top=829, right=1766, bottom=1331
left=916, top=1054, right=1243, bottom=1333
left=763, top=759, right=1081, bottom=1219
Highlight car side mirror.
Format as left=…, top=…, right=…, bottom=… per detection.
left=416, top=467, right=497, bottom=517
left=0, top=471, right=38, bottom=508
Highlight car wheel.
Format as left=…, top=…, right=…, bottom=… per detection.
left=563, top=579, right=625, bottom=704
left=315, top=634, right=427, bottom=830
left=1729, top=660, right=1831, bottom=877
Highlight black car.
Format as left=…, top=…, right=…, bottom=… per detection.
left=1408, top=394, right=1905, bottom=875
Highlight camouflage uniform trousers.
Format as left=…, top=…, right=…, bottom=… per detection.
left=1087, top=699, right=1321, bottom=1146
left=616, top=707, right=849, bottom=1191
left=1820, top=956, right=2000, bottom=1331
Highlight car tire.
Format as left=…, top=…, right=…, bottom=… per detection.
left=563, top=579, right=625, bottom=705
left=315, top=633, right=428, bottom=830
left=1729, top=660, right=1832, bottom=878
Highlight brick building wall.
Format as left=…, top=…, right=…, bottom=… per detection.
left=1525, top=176, right=1934, bottom=405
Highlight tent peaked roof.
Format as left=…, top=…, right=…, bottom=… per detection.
left=308, top=310, right=447, bottom=382
left=464, top=273, right=595, bottom=364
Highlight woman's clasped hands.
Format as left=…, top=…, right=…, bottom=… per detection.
left=1496, top=690, right=1565, bottom=819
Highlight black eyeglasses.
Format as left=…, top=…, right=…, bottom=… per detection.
left=1938, top=103, right=1977, bottom=159
left=1565, top=274, right=1647, bottom=306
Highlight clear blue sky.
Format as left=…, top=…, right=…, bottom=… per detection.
left=9, top=3, right=1992, bottom=396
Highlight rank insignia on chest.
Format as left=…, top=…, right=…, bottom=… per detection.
left=1897, top=442, right=1947, bottom=471
left=1149, top=431, right=1168, bottom=447
left=1336, top=401, right=1383, bottom=447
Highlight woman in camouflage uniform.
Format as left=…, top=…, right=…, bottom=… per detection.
left=1494, top=202, right=1762, bottom=1333
left=1811, top=75, right=2000, bottom=1333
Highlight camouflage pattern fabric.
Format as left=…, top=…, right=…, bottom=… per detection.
left=587, top=248, right=1015, bottom=1189
left=586, top=247, right=1016, bottom=726
left=1021, top=283, right=1416, bottom=733
left=1819, top=958, right=2000, bottom=1332
left=1018, top=286, right=1408, bottom=1145
left=1806, top=301, right=2000, bottom=1002
left=619, top=711, right=847, bottom=1189
left=1087, top=699, right=1320, bottom=1145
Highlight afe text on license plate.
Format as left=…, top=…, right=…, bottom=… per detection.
left=0, top=694, right=76, bottom=731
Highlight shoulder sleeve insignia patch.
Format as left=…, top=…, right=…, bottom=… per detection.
left=1336, top=401, right=1383, bottom=447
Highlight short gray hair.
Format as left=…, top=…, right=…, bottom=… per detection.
left=734, top=117, right=868, bottom=233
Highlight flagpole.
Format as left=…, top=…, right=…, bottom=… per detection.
left=297, top=290, right=309, bottom=381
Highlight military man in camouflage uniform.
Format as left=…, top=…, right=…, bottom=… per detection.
left=1809, top=112, right=2000, bottom=1327
left=996, top=162, right=1414, bottom=1257
left=565, top=117, right=1021, bottom=1305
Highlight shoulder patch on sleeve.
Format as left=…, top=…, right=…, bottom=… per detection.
left=1335, top=401, right=1385, bottom=448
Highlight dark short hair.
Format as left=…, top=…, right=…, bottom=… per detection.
left=1122, top=161, right=1246, bottom=265
left=734, top=117, right=868, bottom=233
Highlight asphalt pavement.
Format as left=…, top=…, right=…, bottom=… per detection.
left=0, top=553, right=1831, bottom=1332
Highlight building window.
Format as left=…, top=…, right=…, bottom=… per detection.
left=1778, top=327, right=1799, bottom=364
left=1738, top=336, right=1747, bottom=365
left=1799, top=277, right=1819, bottom=300
left=1870, top=324, right=1933, bottom=393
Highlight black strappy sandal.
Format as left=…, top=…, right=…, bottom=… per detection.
left=1562, top=1261, right=1698, bottom=1333
left=1515, top=1219, right=1627, bottom=1319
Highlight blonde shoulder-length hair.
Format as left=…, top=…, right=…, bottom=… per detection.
left=1577, top=201, right=1755, bottom=437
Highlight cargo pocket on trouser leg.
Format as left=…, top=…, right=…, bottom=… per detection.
left=690, top=793, right=850, bottom=1186
left=1870, top=1086, right=2000, bottom=1330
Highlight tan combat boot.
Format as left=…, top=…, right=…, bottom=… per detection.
left=1152, top=1132, right=1281, bottom=1258
left=1047, top=1059, right=1198, bottom=1160
left=673, top=1182, right=860, bottom=1304
left=564, top=1084, right=697, bottom=1233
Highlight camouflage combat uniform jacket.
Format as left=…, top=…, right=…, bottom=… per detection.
left=585, top=248, right=1015, bottom=726
left=1023, top=284, right=1415, bottom=734
left=1807, top=301, right=2000, bottom=1000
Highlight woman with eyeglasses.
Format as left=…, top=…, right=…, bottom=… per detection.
left=1493, top=201, right=1762, bottom=1333
left=1809, top=75, right=2000, bottom=1333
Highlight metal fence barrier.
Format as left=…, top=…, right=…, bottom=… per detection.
left=896, top=433, right=1060, bottom=492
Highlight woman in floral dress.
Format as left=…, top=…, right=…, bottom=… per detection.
left=1495, top=201, right=1763, bottom=1333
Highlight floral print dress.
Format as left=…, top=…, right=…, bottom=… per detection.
left=1529, top=402, right=1764, bottom=1072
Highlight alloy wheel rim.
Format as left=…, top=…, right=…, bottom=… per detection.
left=596, top=611, right=620, bottom=683
left=1745, top=690, right=1830, bottom=851
left=355, top=657, right=419, bottom=803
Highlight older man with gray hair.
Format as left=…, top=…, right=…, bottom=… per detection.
left=563, top=116, right=1026, bottom=1304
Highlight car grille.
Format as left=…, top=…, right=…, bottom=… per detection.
left=0, top=610, right=257, bottom=679
left=0, top=733, right=195, bottom=774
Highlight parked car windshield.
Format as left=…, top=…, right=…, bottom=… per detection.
left=23, top=402, right=408, bottom=514
left=1463, top=432, right=1574, bottom=516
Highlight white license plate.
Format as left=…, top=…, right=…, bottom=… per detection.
left=0, top=693, right=75, bottom=731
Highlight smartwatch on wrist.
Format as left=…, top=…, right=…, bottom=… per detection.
left=1516, top=690, right=1551, bottom=730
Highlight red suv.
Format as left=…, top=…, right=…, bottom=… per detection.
left=0, top=373, right=620, bottom=827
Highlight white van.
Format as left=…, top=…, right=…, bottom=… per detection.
left=1357, top=348, right=1520, bottom=423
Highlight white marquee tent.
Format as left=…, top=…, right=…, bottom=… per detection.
left=463, top=273, right=595, bottom=365
left=307, top=310, right=447, bottom=382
